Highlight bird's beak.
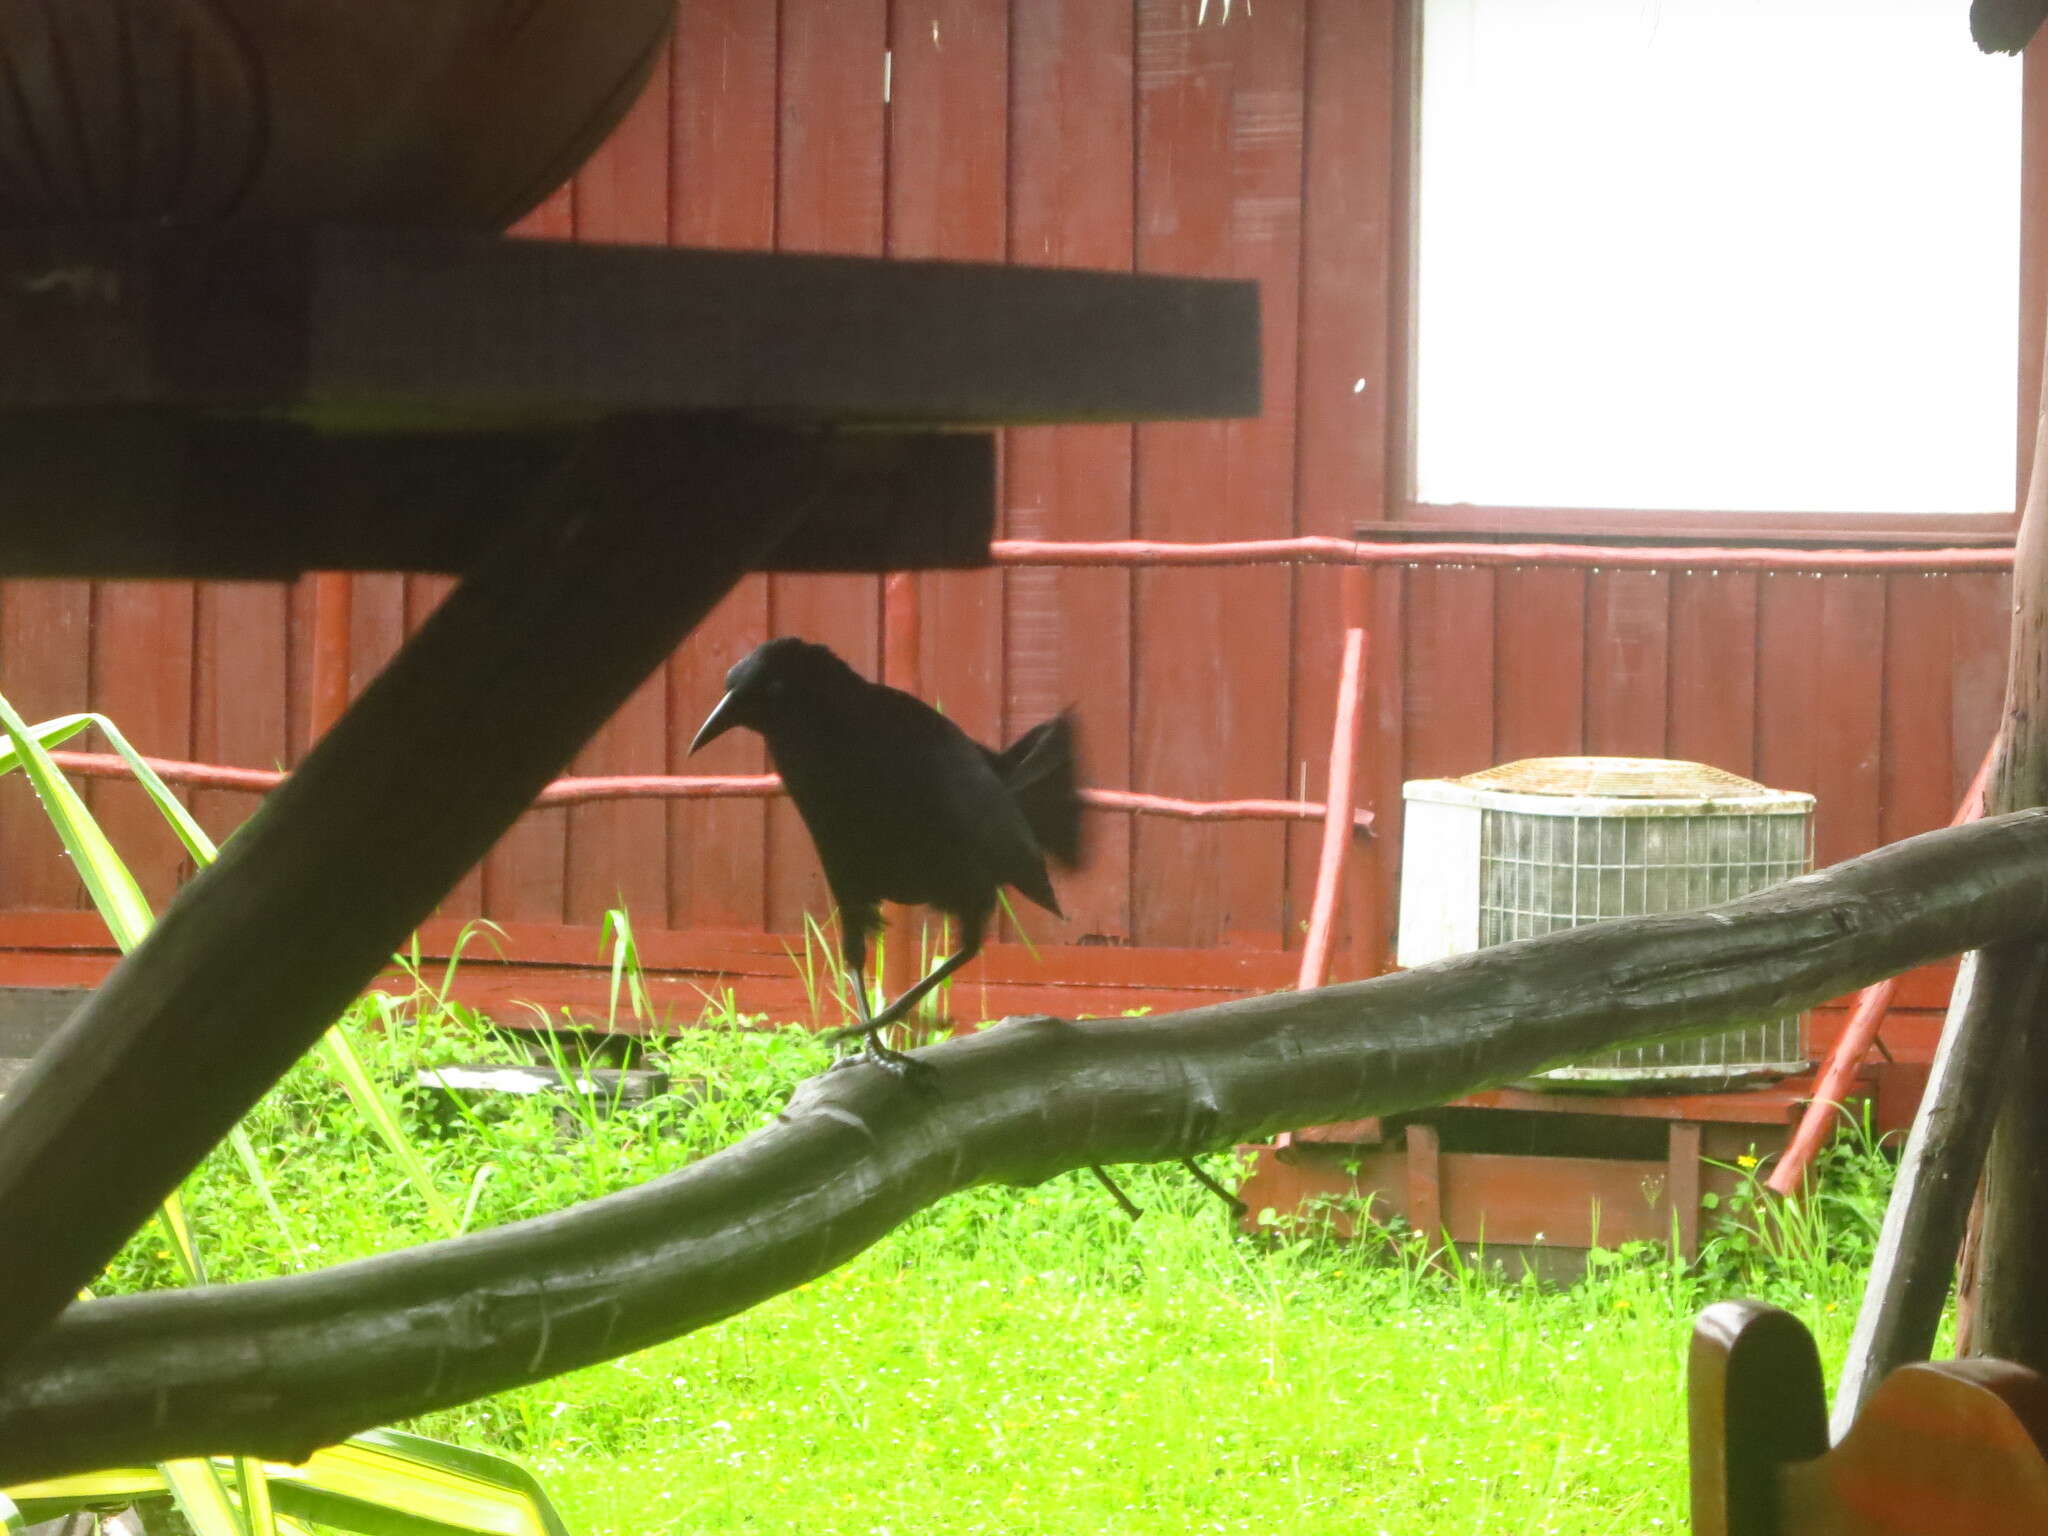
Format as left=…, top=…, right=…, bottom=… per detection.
left=690, top=691, right=742, bottom=755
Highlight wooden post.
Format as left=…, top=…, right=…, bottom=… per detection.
left=1670, top=1122, right=1703, bottom=1262
left=0, top=416, right=836, bottom=1370
left=1831, top=944, right=2048, bottom=1433
left=1834, top=254, right=2048, bottom=1404
left=1955, top=279, right=2048, bottom=1372
left=1405, top=1121, right=1443, bottom=1250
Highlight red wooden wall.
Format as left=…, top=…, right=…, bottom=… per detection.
left=0, top=0, right=2017, bottom=1030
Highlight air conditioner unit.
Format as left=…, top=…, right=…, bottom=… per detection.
left=1397, top=756, right=1814, bottom=1091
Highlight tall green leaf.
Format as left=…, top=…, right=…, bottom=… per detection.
left=161, top=1459, right=254, bottom=1536
left=0, top=705, right=458, bottom=1236
left=0, top=695, right=564, bottom=1533
left=0, top=695, right=155, bottom=948
left=9, top=1434, right=576, bottom=1536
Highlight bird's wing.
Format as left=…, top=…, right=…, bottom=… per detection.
left=895, top=704, right=1063, bottom=916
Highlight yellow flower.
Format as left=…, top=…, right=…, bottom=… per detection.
left=1736, top=1153, right=1760, bottom=1169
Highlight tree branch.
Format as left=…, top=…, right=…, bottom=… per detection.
left=6, top=810, right=2048, bottom=1481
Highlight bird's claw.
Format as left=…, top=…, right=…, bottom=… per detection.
left=821, top=1028, right=936, bottom=1085
left=861, top=1037, right=936, bottom=1085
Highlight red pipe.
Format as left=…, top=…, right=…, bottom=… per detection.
left=1296, top=627, right=1367, bottom=992
left=1082, top=788, right=1370, bottom=827
left=307, top=573, right=355, bottom=747
left=50, top=753, right=286, bottom=795
left=42, top=752, right=1373, bottom=828
left=991, top=536, right=2013, bottom=573
left=1765, top=742, right=1998, bottom=1197
left=882, top=572, right=921, bottom=695
left=536, top=774, right=780, bottom=805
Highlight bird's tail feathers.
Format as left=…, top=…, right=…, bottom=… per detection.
left=996, top=711, right=1084, bottom=869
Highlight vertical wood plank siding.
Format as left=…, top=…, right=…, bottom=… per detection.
left=0, top=0, right=2014, bottom=1013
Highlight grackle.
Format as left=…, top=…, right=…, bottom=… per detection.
left=689, top=636, right=1243, bottom=1220
left=690, top=636, right=1081, bottom=1071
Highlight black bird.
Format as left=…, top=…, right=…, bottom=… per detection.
left=689, top=637, right=1244, bottom=1221
left=689, top=636, right=1083, bottom=1070
left=1973, top=0, right=2048, bottom=53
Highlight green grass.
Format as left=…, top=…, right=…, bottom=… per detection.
left=101, top=984, right=1896, bottom=1536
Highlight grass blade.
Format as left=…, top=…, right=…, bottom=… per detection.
left=227, top=1128, right=310, bottom=1270
left=599, top=907, right=653, bottom=1030
left=317, top=1033, right=460, bottom=1238
left=156, top=1191, right=209, bottom=1287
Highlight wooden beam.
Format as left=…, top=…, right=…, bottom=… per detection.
left=3, top=811, right=2048, bottom=1479
left=0, top=225, right=1258, bottom=429
left=1404, top=1121, right=1443, bottom=1248
left=0, top=416, right=840, bottom=1372
left=1670, top=1122, right=1703, bottom=1262
left=0, top=416, right=996, bottom=579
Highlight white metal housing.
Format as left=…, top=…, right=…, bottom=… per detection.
left=1398, top=756, right=1815, bottom=1089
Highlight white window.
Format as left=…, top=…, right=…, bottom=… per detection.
left=1414, top=0, right=2022, bottom=516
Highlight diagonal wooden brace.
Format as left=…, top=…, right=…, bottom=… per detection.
left=0, top=415, right=983, bottom=1370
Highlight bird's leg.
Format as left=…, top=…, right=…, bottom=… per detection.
left=857, top=993, right=924, bottom=1075
left=826, top=911, right=986, bottom=1048
left=823, top=920, right=876, bottom=1070
left=1088, top=1165, right=1145, bottom=1221
left=987, top=1018, right=1245, bottom=1221
left=828, top=913, right=928, bottom=1076
left=1180, top=1156, right=1248, bottom=1219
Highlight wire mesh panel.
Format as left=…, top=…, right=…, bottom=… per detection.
left=1401, top=757, right=1814, bottom=1090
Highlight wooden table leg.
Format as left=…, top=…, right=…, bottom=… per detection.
left=1405, top=1120, right=1443, bottom=1254
left=1670, top=1121, right=1703, bottom=1262
left=0, top=415, right=854, bottom=1367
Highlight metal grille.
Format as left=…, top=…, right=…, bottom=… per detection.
left=1480, top=806, right=1813, bottom=1087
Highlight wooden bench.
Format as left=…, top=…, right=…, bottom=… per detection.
left=1691, top=1299, right=2048, bottom=1534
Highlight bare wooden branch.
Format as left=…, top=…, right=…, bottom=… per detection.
left=3, top=811, right=2047, bottom=1482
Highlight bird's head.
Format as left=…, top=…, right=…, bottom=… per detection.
left=689, top=637, right=857, bottom=753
